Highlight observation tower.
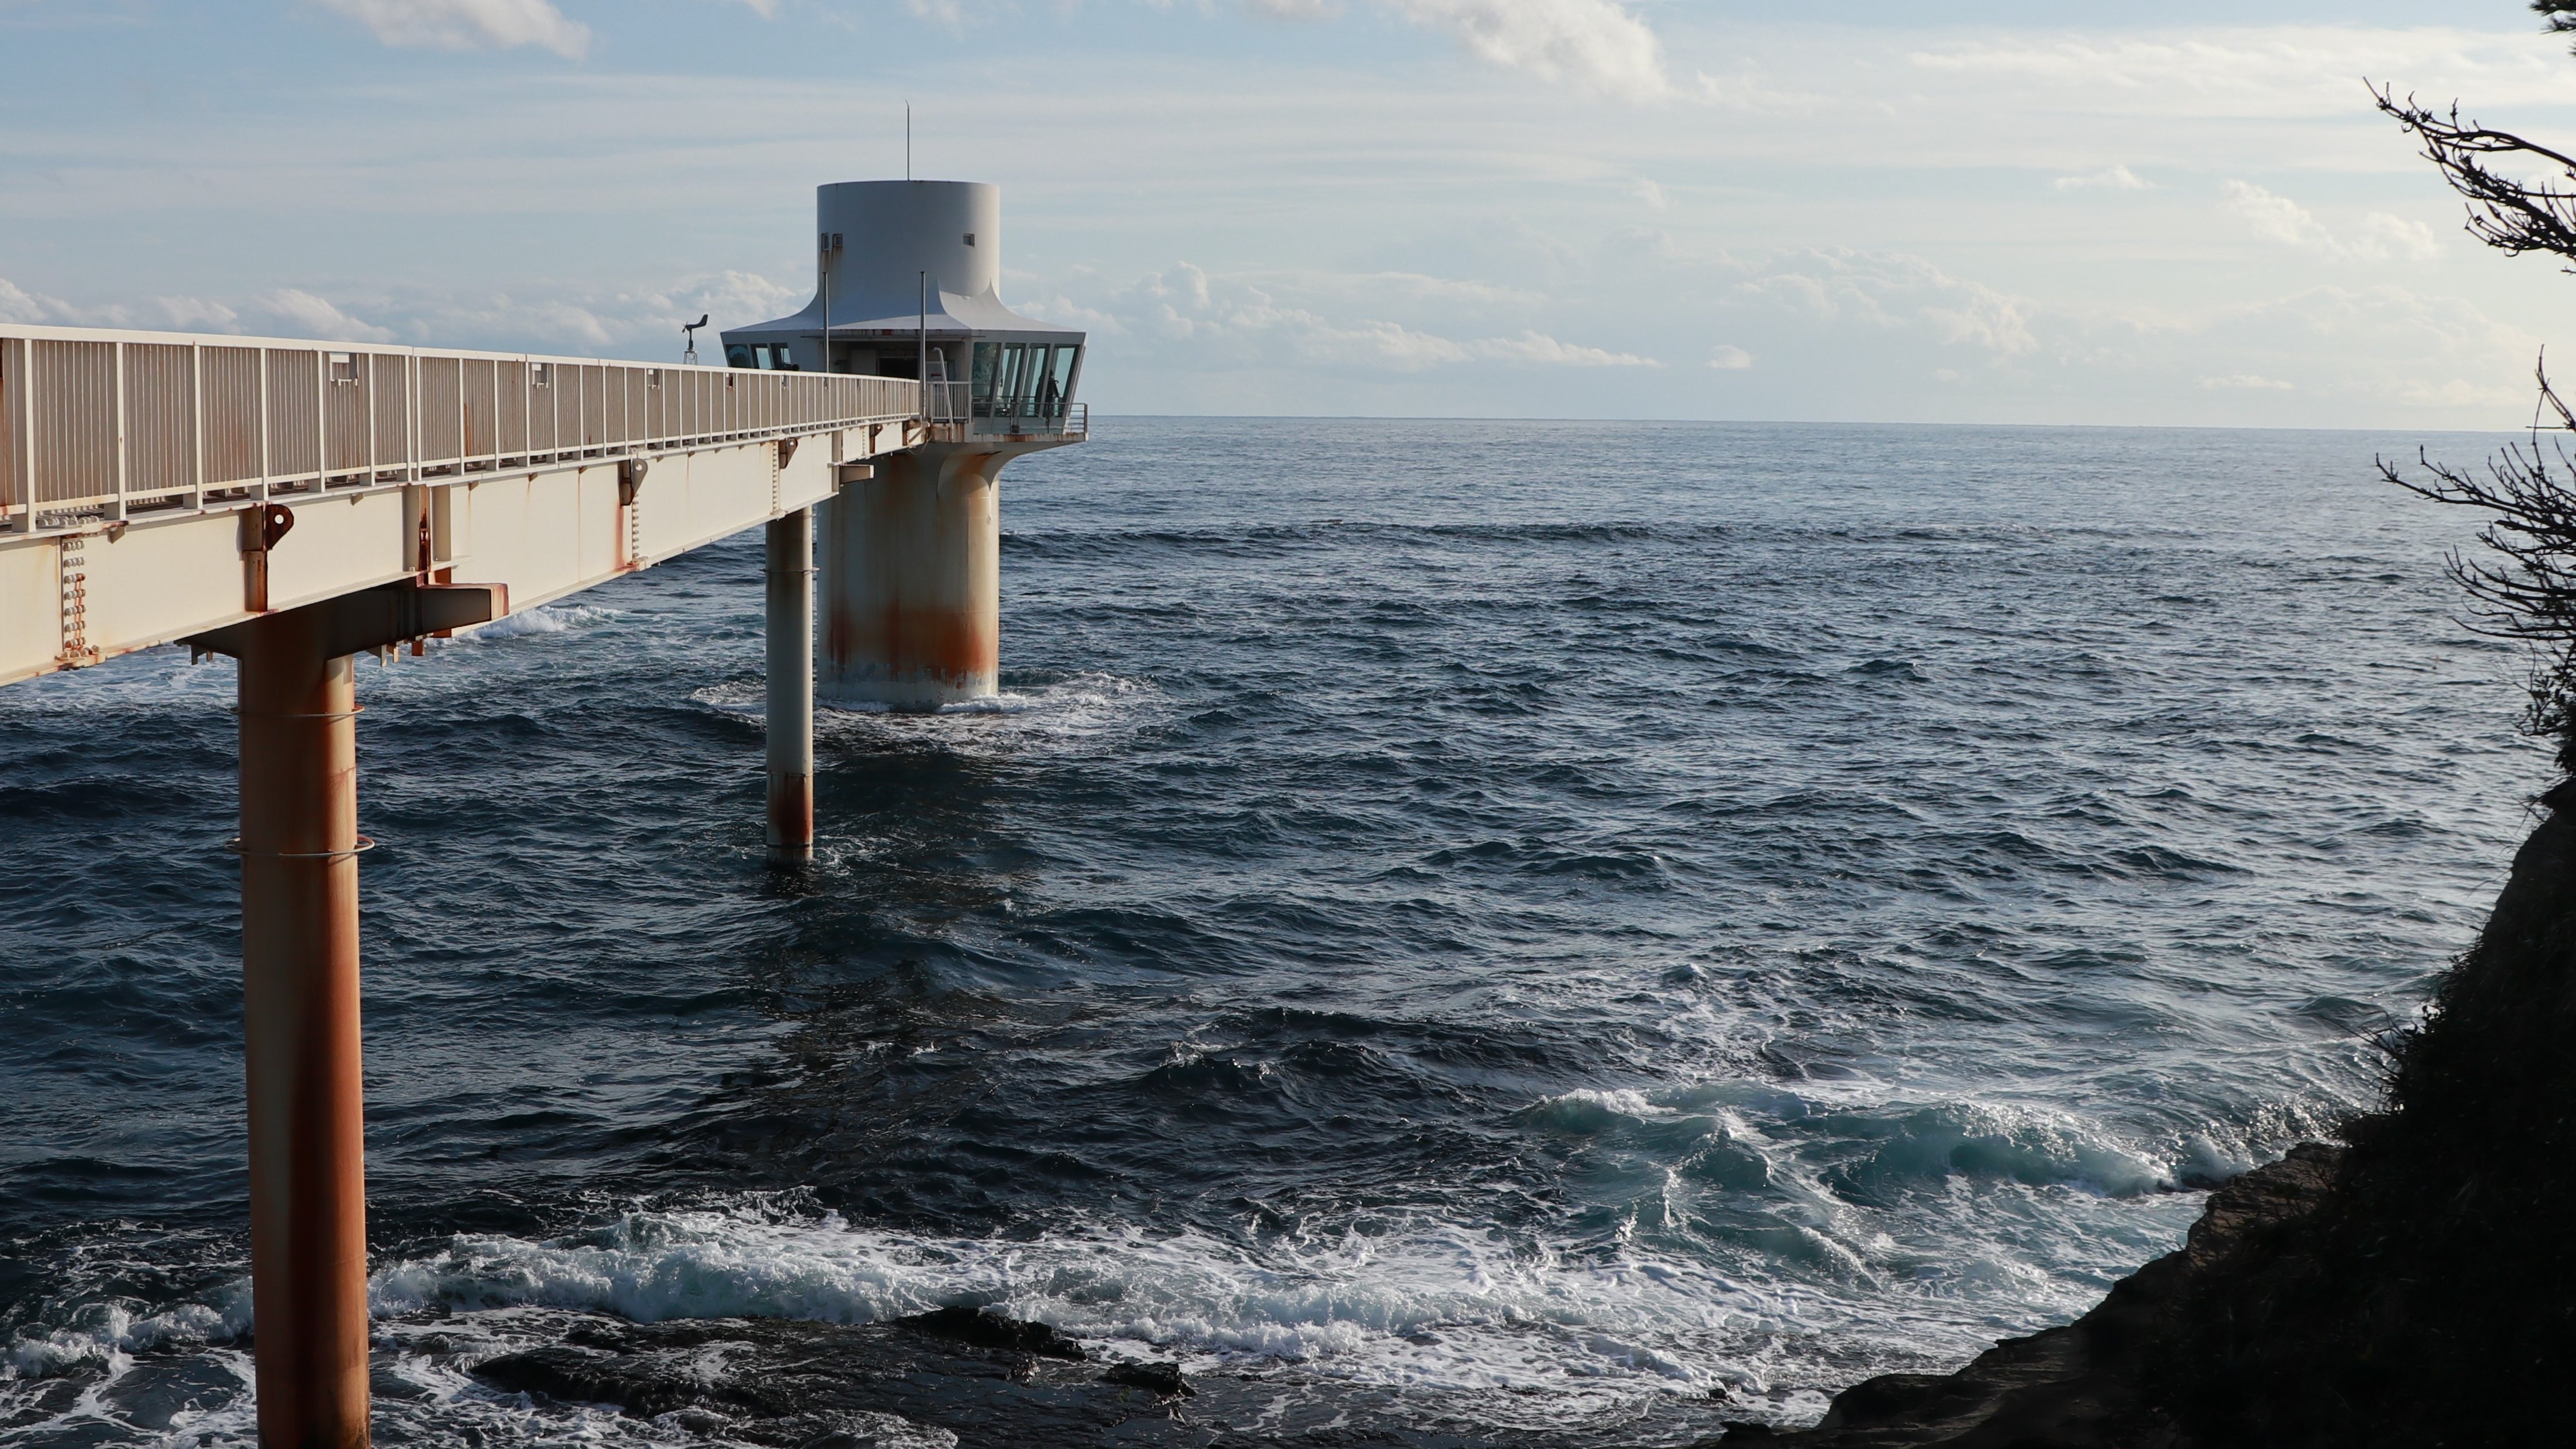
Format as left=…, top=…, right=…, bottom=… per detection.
left=724, top=181, right=1086, bottom=710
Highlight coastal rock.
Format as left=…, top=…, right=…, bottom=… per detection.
left=892, top=1306, right=1088, bottom=1361
left=1103, top=1361, right=1194, bottom=1398
left=461, top=1314, right=1136, bottom=1444
left=1731, top=792, right=2576, bottom=1447
left=1729, top=1144, right=2340, bottom=1448
left=473, top=1343, right=713, bottom=1419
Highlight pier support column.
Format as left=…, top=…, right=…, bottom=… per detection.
left=236, top=610, right=372, bottom=1449
left=766, top=507, right=815, bottom=861
left=187, top=580, right=504, bottom=1449
left=816, top=447, right=1002, bottom=710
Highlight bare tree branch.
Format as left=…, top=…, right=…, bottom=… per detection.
left=2370, top=83, right=2576, bottom=269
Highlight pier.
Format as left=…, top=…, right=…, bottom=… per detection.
left=0, top=179, right=1084, bottom=1447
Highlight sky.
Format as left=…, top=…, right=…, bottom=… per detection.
left=5, top=0, right=2576, bottom=426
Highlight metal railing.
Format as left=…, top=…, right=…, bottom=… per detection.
left=928, top=382, right=1086, bottom=438
left=0, top=326, right=922, bottom=536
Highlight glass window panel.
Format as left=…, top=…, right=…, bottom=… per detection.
left=971, top=343, right=998, bottom=413
left=1045, top=346, right=1078, bottom=416
left=999, top=344, right=1031, bottom=416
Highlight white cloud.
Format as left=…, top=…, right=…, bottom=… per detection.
left=2199, top=374, right=2296, bottom=390
left=0, top=270, right=801, bottom=354
left=0, top=277, right=81, bottom=326
left=2055, top=165, right=2149, bottom=192
left=307, top=0, right=589, bottom=58
left=2354, top=211, right=2444, bottom=263
left=248, top=288, right=396, bottom=341
left=2225, top=181, right=2444, bottom=263
left=2225, top=179, right=2325, bottom=247
left=903, top=0, right=967, bottom=29
left=1379, top=0, right=1667, bottom=96
left=1070, top=261, right=1654, bottom=373
left=1906, top=28, right=2572, bottom=118
left=1708, top=345, right=1753, bottom=370
left=1740, top=249, right=2038, bottom=358
left=1472, top=330, right=1658, bottom=366
left=1242, top=0, right=1345, bottom=18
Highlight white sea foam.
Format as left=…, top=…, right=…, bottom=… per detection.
left=463, top=603, right=624, bottom=642
left=815, top=672, right=1167, bottom=757
left=3, top=1298, right=245, bottom=1380
left=348, top=1192, right=2039, bottom=1431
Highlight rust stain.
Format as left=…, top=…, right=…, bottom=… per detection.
left=766, top=771, right=814, bottom=853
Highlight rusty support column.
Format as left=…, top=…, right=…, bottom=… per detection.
left=766, top=506, right=815, bottom=860
left=815, top=447, right=1001, bottom=710
left=235, top=608, right=371, bottom=1449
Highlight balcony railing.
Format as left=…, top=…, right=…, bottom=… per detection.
left=922, top=381, right=1085, bottom=438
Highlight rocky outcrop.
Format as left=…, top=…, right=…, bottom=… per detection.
left=1730, top=1146, right=2342, bottom=1448
left=1729, top=797, right=2576, bottom=1448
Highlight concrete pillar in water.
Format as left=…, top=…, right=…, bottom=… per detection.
left=766, top=507, right=816, bottom=859
left=235, top=610, right=372, bottom=1449
left=816, top=445, right=1004, bottom=710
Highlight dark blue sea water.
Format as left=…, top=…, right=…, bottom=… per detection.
left=0, top=419, right=2543, bottom=1446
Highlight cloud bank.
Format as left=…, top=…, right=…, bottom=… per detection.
left=307, top=0, right=590, bottom=58
left=1377, top=0, right=1667, bottom=95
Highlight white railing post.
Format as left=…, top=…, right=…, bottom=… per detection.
left=14, top=338, right=34, bottom=531
left=361, top=354, right=376, bottom=481
left=312, top=350, right=325, bottom=490
left=111, top=341, right=128, bottom=523
left=406, top=354, right=416, bottom=477
left=190, top=342, right=205, bottom=512
left=255, top=347, right=271, bottom=505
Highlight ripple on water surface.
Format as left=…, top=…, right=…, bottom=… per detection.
left=0, top=419, right=2540, bottom=1445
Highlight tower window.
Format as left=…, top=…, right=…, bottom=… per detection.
left=963, top=232, right=976, bottom=247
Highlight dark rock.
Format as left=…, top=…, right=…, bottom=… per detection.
left=1743, top=788, right=2576, bottom=1446
left=1101, top=1361, right=1193, bottom=1398
left=472, top=1345, right=709, bottom=1419
left=890, top=1306, right=1088, bottom=1362
left=1753, top=1143, right=2342, bottom=1447
left=2538, top=776, right=2576, bottom=815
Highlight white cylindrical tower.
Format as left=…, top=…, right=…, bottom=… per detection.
left=819, top=181, right=1001, bottom=325
left=722, top=179, right=1086, bottom=712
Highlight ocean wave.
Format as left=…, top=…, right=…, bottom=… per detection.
left=3, top=1299, right=245, bottom=1381
left=361, top=1201, right=1813, bottom=1403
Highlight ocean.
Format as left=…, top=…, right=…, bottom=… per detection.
left=0, top=417, right=2540, bottom=1446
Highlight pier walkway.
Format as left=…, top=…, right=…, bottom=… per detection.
left=1, top=323, right=933, bottom=686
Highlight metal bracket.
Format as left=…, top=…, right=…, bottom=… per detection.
left=241, top=502, right=295, bottom=612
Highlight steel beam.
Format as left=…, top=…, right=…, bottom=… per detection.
left=766, top=507, right=815, bottom=860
